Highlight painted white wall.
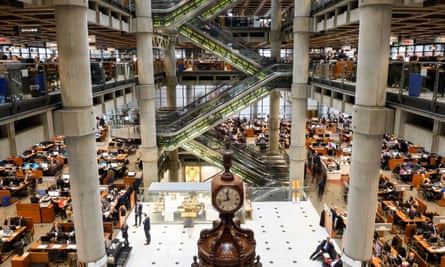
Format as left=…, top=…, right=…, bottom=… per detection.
left=403, top=123, right=432, bottom=151
left=104, top=100, right=115, bottom=114
left=93, top=104, right=103, bottom=118
left=116, top=96, right=125, bottom=108
left=437, top=136, right=445, bottom=155
left=344, top=102, right=354, bottom=114
left=332, top=98, right=343, bottom=111
left=0, top=138, right=11, bottom=159
left=15, top=126, right=45, bottom=155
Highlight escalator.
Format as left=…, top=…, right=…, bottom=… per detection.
left=182, top=138, right=272, bottom=186
left=157, top=64, right=292, bottom=151
left=178, top=19, right=264, bottom=75
left=194, top=131, right=289, bottom=181
left=152, top=0, right=239, bottom=28
left=153, top=0, right=263, bottom=74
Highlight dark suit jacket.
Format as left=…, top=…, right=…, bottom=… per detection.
left=136, top=204, right=143, bottom=215
left=317, top=240, right=335, bottom=258
left=332, top=259, right=343, bottom=267
left=143, top=216, right=150, bottom=232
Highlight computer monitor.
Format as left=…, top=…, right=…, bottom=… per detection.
left=41, top=163, right=48, bottom=169
left=41, top=235, right=50, bottom=243
left=62, top=174, right=70, bottom=179
left=128, top=171, right=136, bottom=177
left=100, top=162, right=107, bottom=168
left=52, top=151, right=59, bottom=156
left=23, top=163, right=31, bottom=169
left=102, top=152, right=109, bottom=157
left=48, top=191, right=59, bottom=197
left=110, top=163, right=118, bottom=168
left=32, top=163, right=39, bottom=169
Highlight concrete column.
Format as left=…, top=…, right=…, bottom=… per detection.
left=168, top=150, right=181, bottom=182
left=289, top=0, right=311, bottom=197
left=269, top=89, right=281, bottom=154
left=431, top=120, right=441, bottom=153
left=270, top=0, right=282, bottom=62
left=342, top=0, right=392, bottom=266
left=135, top=0, right=159, bottom=187
left=186, top=84, right=194, bottom=105
left=165, top=36, right=177, bottom=108
left=41, top=110, right=54, bottom=140
left=54, top=2, right=106, bottom=266
left=164, top=36, right=181, bottom=181
left=251, top=102, right=258, bottom=120
left=393, top=108, right=407, bottom=137
left=7, top=123, right=17, bottom=156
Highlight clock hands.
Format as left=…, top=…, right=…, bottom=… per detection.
left=225, top=189, right=230, bottom=201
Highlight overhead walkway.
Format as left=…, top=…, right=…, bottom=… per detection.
left=156, top=64, right=292, bottom=151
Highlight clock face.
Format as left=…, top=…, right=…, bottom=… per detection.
left=215, top=187, right=242, bottom=213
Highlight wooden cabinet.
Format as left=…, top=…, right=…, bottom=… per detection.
left=16, top=202, right=41, bottom=223
left=11, top=253, right=31, bottom=267
left=41, top=204, right=55, bottom=223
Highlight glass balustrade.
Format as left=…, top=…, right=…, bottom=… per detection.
left=157, top=65, right=292, bottom=150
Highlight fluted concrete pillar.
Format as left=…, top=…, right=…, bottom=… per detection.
left=393, top=108, right=407, bottom=137
left=7, top=123, right=17, bottom=156
left=54, top=1, right=106, bottom=266
left=342, top=0, right=393, bottom=266
left=41, top=110, right=54, bottom=140
left=431, top=120, right=441, bottom=153
left=168, top=150, right=181, bottom=182
left=165, top=35, right=177, bottom=108
left=289, top=0, right=311, bottom=197
left=135, top=0, right=159, bottom=186
left=186, top=84, right=194, bottom=105
left=164, top=36, right=180, bottom=181
left=270, top=0, right=282, bottom=62
left=269, top=89, right=281, bottom=154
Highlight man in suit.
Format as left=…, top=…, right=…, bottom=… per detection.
left=134, top=201, right=142, bottom=227
left=330, top=253, right=343, bottom=267
left=143, top=213, right=151, bottom=245
left=310, top=236, right=335, bottom=260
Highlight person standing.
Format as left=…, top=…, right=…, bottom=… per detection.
left=143, top=213, right=151, bottom=245
left=134, top=201, right=142, bottom=227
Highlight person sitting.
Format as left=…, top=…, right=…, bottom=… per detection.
left=309, top=236, right=336, bottom=261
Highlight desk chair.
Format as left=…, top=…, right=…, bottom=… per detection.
left=48, top=250, right=67, bottom=267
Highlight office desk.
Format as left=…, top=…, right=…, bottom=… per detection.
left=382, top=200, right=427, bottom=224
left=30, top=241, right=77, bottom=252
left=0, top=226, right=26, bottom=243
left=413, top=235, right=445, bottom=255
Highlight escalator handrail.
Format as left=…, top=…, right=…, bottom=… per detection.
left=157, top=67, right=292, bottom=136
left=179, top=22, right=262, bottom=73
left=157, top=65, right=287, bottom=129
left=157, top=73, right=292, bottom=150
left=156, top=80, right=237, bottom=125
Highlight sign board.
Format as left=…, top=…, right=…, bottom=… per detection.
left=433, top=216, right=445, bottom=225
left=374, top=223, right=393, bottom=232
left=16, top=26, right=41, bottom=35
left=0, top=37, right=11, bottom=45
left=395, top=184, right=412, bottom=191
left=401, top=39, right=414, bottom=45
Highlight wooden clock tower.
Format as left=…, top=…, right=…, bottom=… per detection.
left=192, top=144, right=261, bottom=267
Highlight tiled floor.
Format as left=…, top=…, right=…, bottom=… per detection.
left=122, top=201, right=336, bottom=266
